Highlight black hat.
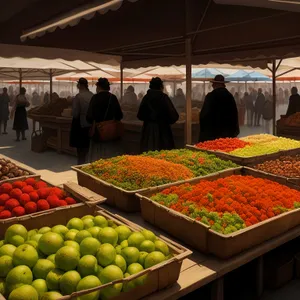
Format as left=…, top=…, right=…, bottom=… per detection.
left=96, top=77, right=111, bottom=91
left=77, top=78, right=88, bottom=85
left=210, top=75, right=229, bottom=84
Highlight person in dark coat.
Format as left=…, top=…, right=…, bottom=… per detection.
left=244, top=92, right=254, bottom=126
left=11, top=87, right=30, bottom=142
left=70, top=78, right=94, bottom=165
left=0, top=87, right=10, bottom=134
left=172, top=88, right=186, bottom=114
left=286, top=87, right=300, bottom=117
left=86, top=78, right=123, bottom=161
left=254, top=88, right=265, bottom=126
left=199, top=75, right=239, bottom=142
left=137, top=77, right=179, bottom=153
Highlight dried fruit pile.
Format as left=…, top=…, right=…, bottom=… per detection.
left=0, top=178, right=76, bottom=219
left=0, top=215, right=171, bottom=299
left=254, top=155, right=300, bottom=178
left=151, top=175, right=300, bottom=234
left=195, top=135, right=300, bottom=158
left=0, top=158, right=31, bottom=181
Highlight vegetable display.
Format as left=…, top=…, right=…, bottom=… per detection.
left=82, top=151, right=237, bottom=191
left=254, top=155, right=300, bottom=178
left=278, top=112, right=300, bottom=127
left=0, top=158, right=31, bottom=181
left=195, top=135, right=300, bottom=157
left=0, top=178, right=76, bottom=219
left=151, top=175, right=300, bottom=234
left=142, top=149, right=237, bottom=177
left=0, top=215, right=171, bottom=299
left=82, top=156, right=193, bottom=191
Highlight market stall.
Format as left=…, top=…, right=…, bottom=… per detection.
left=1, top=152, right=300, bottom=300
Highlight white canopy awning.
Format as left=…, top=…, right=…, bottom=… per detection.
left=0, top=43, right=120, bottom=80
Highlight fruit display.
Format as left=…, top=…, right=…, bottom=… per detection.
left=195, top=135, right=300, bottom=157
left=81, top=150, right=237, bottom=191
left=278, top=112, right=300, bottom=127
left=0, top=214, right=172, bottom=299
left=142, top=149, right=237, bottom=177
left=0, top=178, right=76, bottom=220
left=0, top=158, right=31, bottom=182
left=28, top=95, right=69, bottom=117
left=195, top=138, right=250, bottom=153
left=150, top=175, right=300, bottom=234
left=254, top=155, right=300, bottom=178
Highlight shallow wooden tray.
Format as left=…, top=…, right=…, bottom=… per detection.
left=137, top=167, right=300, bottom=259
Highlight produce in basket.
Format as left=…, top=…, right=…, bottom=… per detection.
left=142, top=149, right=237, bottom=176
left=82, top=155, right=193, bottom=191
left=195, top=138, right=250, bottom=153
left=0, top=215, right=171, bottom=299
left=0, top=158, right=30, bottom=181
left=0, top=178, right=77, bottom=219
left=151, top=175, right=300, bottom=234
left=195, top=135, right=300, bottom=158
left=254, top=155, right=300, bottom=178
left=82, top=151, right=237, bottom=191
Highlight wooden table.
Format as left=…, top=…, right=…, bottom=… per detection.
left=28, top=114, right=76, bottom=156
left=106, top=209, right=300, bottom=300
left=4, top=156, right=300, bottom=300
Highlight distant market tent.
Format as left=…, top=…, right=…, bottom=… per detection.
left=226, top=70, right=271, bottom=82
left=192, top=68, right=228, bottom=80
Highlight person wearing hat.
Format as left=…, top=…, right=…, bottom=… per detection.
left=70, top=78, right=94, bottom=164
left=137, top=77, right=179, bottom=152
left=86, top=78, right=123, bottom=161
left=199, top=75, right=239, bottom=142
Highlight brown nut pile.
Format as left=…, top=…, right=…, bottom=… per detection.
left=254, top=155, right=300, bottom=178
left=0, top=158, right=30, bottom=181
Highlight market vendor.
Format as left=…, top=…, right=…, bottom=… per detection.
left=286, top=87, right=300, bottom=117
left=70, top=78, right=94, bottom=164
left=199, top=75, right=239, bottom=142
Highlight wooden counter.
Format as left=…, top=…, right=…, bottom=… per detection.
left=28, top=114, right=77, bottom=156
left=123, top=121, right=200, bottom=154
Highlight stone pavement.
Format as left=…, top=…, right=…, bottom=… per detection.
left=0, top=119, right=77, bottom=186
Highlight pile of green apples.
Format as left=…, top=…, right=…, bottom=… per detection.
left=0, top=214, right=171, bottom=300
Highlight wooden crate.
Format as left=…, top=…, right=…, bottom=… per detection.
left=186, top=144, right=300, bottom=166
left=0, top=206, right=191, bottom=300
left=0, top=155, right=37, bottom=184
left=137, top=167, right=300, bottom=259
left=0, top=181, right=106, bottom=232
left=72, top=164, right=238, bottom=213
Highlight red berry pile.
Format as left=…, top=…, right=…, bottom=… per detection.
left=0, top=178, right=77, bottom=219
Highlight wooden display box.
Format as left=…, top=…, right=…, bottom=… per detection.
left=0, top=155, right=37, bottom=184
left=186, top=144, right=300, bottom=166
left=0, top=206, right=191, bottom=300
left=72, top=164, right=238, bottom=213
left=0, top=181, right=106, bottom=231
left=137, top=167, right=300, bottom=259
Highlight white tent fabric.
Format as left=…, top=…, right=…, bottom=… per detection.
left=0, top=43, right=120, bottom=80
left=0, top=43, right=120, bottom=67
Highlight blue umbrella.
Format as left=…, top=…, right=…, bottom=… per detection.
left=226, top=70, right=271, bottom=82
left=192, top=68, right=227, bottom=80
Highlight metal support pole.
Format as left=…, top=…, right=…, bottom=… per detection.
left=272, top=60, right=277, bottom=135
left=185, top=38, right=192, bottom=145
left=120, top=59, right=124, bottom=103
left=49, top=69, right=53, bottom=102
left=19, top=69, right=22, bottom=90
left=173, top=81, right=176, bottom=98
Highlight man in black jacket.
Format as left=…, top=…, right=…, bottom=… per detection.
left=199, top=75, right=239, bottom=142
